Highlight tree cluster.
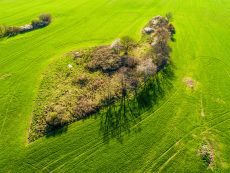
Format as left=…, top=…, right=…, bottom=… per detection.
left=142, top=13, right=176, bottom=71
left=31, top=13, right=52, bottom=29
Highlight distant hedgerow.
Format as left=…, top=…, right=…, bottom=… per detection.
left=0, top=13, right=52, bottom=38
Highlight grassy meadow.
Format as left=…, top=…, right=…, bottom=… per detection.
left=0, top=0, right=230, bottom=172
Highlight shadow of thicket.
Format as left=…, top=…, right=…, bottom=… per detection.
left=43, top=62, right=175, bottom=141
left=100, top=62, right=175, bottom=143
left=45, top=125, right=68, bottom=139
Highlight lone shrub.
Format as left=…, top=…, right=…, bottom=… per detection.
left=200, top=144, right=214, bottom=167
left=45, top=112, right=68, bottom=129
left=39, top=13, right=52, bottom=24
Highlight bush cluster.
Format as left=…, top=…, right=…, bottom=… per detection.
left=32, top=13, right=52, bottom=29
left=74, top=97, right=99, bottom=119
left=0, top=25, right=20, bottom=37
left=0, top=13, right=52, bottom=38
left=87, top=46, right=123, bottom=73
left=151, top=28, right=171, bottom=69
left=45, top=105, right=70, bottom=129
left=143, top=14, right=175, bottom=70
left=87, top=43, right=138, bottom=74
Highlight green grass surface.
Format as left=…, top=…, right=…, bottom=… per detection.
left=0, top=0, right=229, bottom=172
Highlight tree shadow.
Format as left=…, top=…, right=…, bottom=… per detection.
left=45, top=125, right=68, bottom=139
left=99, top=93, right=142, bottom=143
left=42, top=62, right=175, bottom=142
left=137, top=62, right=175, bottom=108
left=100, top=62, right=175, bottom=143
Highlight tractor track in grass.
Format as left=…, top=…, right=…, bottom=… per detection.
left=0, top=56, right=36, bottom=137
left=51, top=141, right=104, bottom=173
left=40, top=136, right=102, bottom=172
left=145, top=111, right=230, bottom=172
left=199, top=56, right=230, bottom=78
left=140, top=125, right=199, bottom=172
left=198, top=55, right=230, bottom=131
left=22, top=160, right=40, bottom=172
left=205, top=116, right=230, bottom=132
left=156, top=145, right=186, bottom=173
left=203, top=111, right=230, bottom=128
left=131, top=89, right=179, bottom=129
left=138, top=74, right=229, bottom=172
left=25, top=116, right=102, bottom=168
left=0, top=83, right=20, bottom=136
left=211, top=128, right=230, bottom=141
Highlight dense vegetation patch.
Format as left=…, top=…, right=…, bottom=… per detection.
left=198, top=142, right=215, bottom=168
left=29, top=15, right=175, bottom=142
left=0, top=13, right=52, bottom=38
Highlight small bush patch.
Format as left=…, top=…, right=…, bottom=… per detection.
left=199, top=143, right=215, bottom=168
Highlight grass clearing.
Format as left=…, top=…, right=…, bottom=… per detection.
left=0, top=0, right=229, bottom=172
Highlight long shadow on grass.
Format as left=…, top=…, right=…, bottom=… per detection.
left=100, top=62, right=175, bottom=143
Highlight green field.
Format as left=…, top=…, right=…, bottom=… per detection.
left=0, top=0, right=230, bottom=172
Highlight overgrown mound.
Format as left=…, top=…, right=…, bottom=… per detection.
left=29, top=14, right=175, bottom=142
